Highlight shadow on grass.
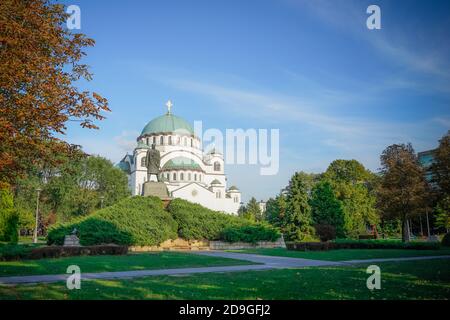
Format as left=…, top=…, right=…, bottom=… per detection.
left=1, top=259, right=449, bottom=300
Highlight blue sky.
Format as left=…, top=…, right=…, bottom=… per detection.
left=61, top=0, right=450, bottom=202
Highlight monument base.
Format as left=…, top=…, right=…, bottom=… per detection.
left=142, top=181, right=171, bottom=200
left=63, top=234, right=80, bottom=247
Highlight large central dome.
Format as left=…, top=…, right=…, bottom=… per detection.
left=140, top=113, right=194, bottom=136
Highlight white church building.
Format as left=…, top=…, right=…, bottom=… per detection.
left=117, top=101, right=242, bottom=214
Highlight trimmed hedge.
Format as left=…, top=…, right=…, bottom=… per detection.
left=47, top=196, right=178, bottom=246
left=167, top=198, right=251, bottom=240
left=221, top=224, right=280, bottom=243
left=28, top=245, right=128, bottom=259
left=287, top=239, right=441, bottom=251
left=0, top=243, right=36, bottom=261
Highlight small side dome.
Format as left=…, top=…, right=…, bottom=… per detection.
left=116, top=161, right=131, bottom=174
left=228, top=185, right=239, bottom=192
left=207, top=147, right=222, bottom=155
left=210, top=179, right=222, bottom=185
left=136, top=141, right=150, bottom=149
left=162, top=157, right=203, bottom=171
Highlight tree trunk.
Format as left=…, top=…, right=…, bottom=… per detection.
left=402, top=218, right=410, bottom=242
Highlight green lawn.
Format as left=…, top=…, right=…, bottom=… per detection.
left=227, top=247, right=450, bottom=261
left=1, top=259, right=449, bottom=299
left=0, top=252, right=255, bottom=277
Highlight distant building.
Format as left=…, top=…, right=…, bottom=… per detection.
left=418, top=149, right=437, bottom=183
left=258, top=200, right=266, bottom=214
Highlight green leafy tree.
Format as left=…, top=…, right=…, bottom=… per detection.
left=264, top=193, right=287, bottom=228
left=324, top=160, right=379, bottom=238
left=310, top=181, right=345, bottom=238
left=377, top=143, right=430, bottom=242
left=14, top=154, right=130, bottom=225
left=238, top=197, right=262, bottom=222
left=247, top=197, right=263, bottom=221
left=431, top=131, right=450, bottom=196
left=435, top=195, right=450, bottom=232
left=0, top=187, right=19, bottom=243
left=284, top=172, right=315, bottom=241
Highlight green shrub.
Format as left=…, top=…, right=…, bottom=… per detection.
left=442, top=233, right=450, bottom=247
left=48, top=196, right=177, bottom=246
left=221, top=224, right=280, bottom=243
left=333, top=239, right=440, bottom=249
left=167, top=198, right=251, bottom=240
left=0, top=243, right=36, bottom=261
left=287, top=240, right=441, bottom=251
left=29, top=245, right=128, bottom=259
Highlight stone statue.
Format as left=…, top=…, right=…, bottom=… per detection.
left=145, top=143, right=161, bottom=181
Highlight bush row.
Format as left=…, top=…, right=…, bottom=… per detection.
left=221, top=224, right=281, bottom=244
left=167, top=199, right=251, bottom=240
left=0, top=243, right=35, bottom=261
left=28, top=245, right=128, bottom=259
left=286, top=239, right=441, bottom=251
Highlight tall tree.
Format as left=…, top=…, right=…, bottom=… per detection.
left=264, top=193, right=287, bottom=228
left=377, top=143, right=430, bottom=242
left=435, top=195, right=450, bottom=233
left=238, top=197, right=262, bottom=222
left=284, top=172, right=315, bottom=241
left=324, top=160, right=379, bottom=238
left=310, top=181, right=345, bottom=238
left=14, top=154, right=130, bottom=225
left=246, top=197, right=263, bottom=221
left=0, top=0, right=109, bottom=184
left=431, top=131, right=450, bottom=195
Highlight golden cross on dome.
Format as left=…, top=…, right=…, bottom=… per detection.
left=166, top=99, right=173, bottom=114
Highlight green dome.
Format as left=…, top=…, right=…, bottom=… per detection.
left=211, top=179, right=222, bottom=185
left=141, top=113, right=194, bottom=136
left=162, top=157, right=203, bottom=171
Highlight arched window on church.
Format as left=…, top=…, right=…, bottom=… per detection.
left=146, top=137, right=149, bottom=145
left=214, top=161, right=221, bottom=171
left=190, top=139, right=193, bottom=147
left=168, top=136, right=172, bottom=145
left=173, top=172, right=177, bottom=181
left=194, top=173, right=197, bottom=181
left=180, top=172, right=184, bottom=181
left=188, top=173, right=191, bottom=181
left=152, top=136, right=156, bottom=145
left=141, top=157, right=146, bottom=168
left=160, top=136, right=164, bottom=145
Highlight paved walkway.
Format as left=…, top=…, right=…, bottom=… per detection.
left=193, top=251, right=342, bottom=268
left=0, top=251, right=449, bottom=285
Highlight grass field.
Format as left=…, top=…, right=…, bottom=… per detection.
left=0, top=252, right=255, bottom=277
left=227, top=248, right=450, bottom=261
left=1, top=259, right=449, bottom=299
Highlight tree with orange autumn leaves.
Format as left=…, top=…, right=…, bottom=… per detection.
left=0, top=0, right=109, bottom=187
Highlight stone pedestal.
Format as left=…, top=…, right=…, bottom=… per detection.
left=142, top=181, right=171, bottom=200
left=63, top=234, right=80, bottom=247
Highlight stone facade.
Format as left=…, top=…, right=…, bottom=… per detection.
left=129, top=237, right=286, bottom=252
left=63, top=234, right=80, bottom=247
